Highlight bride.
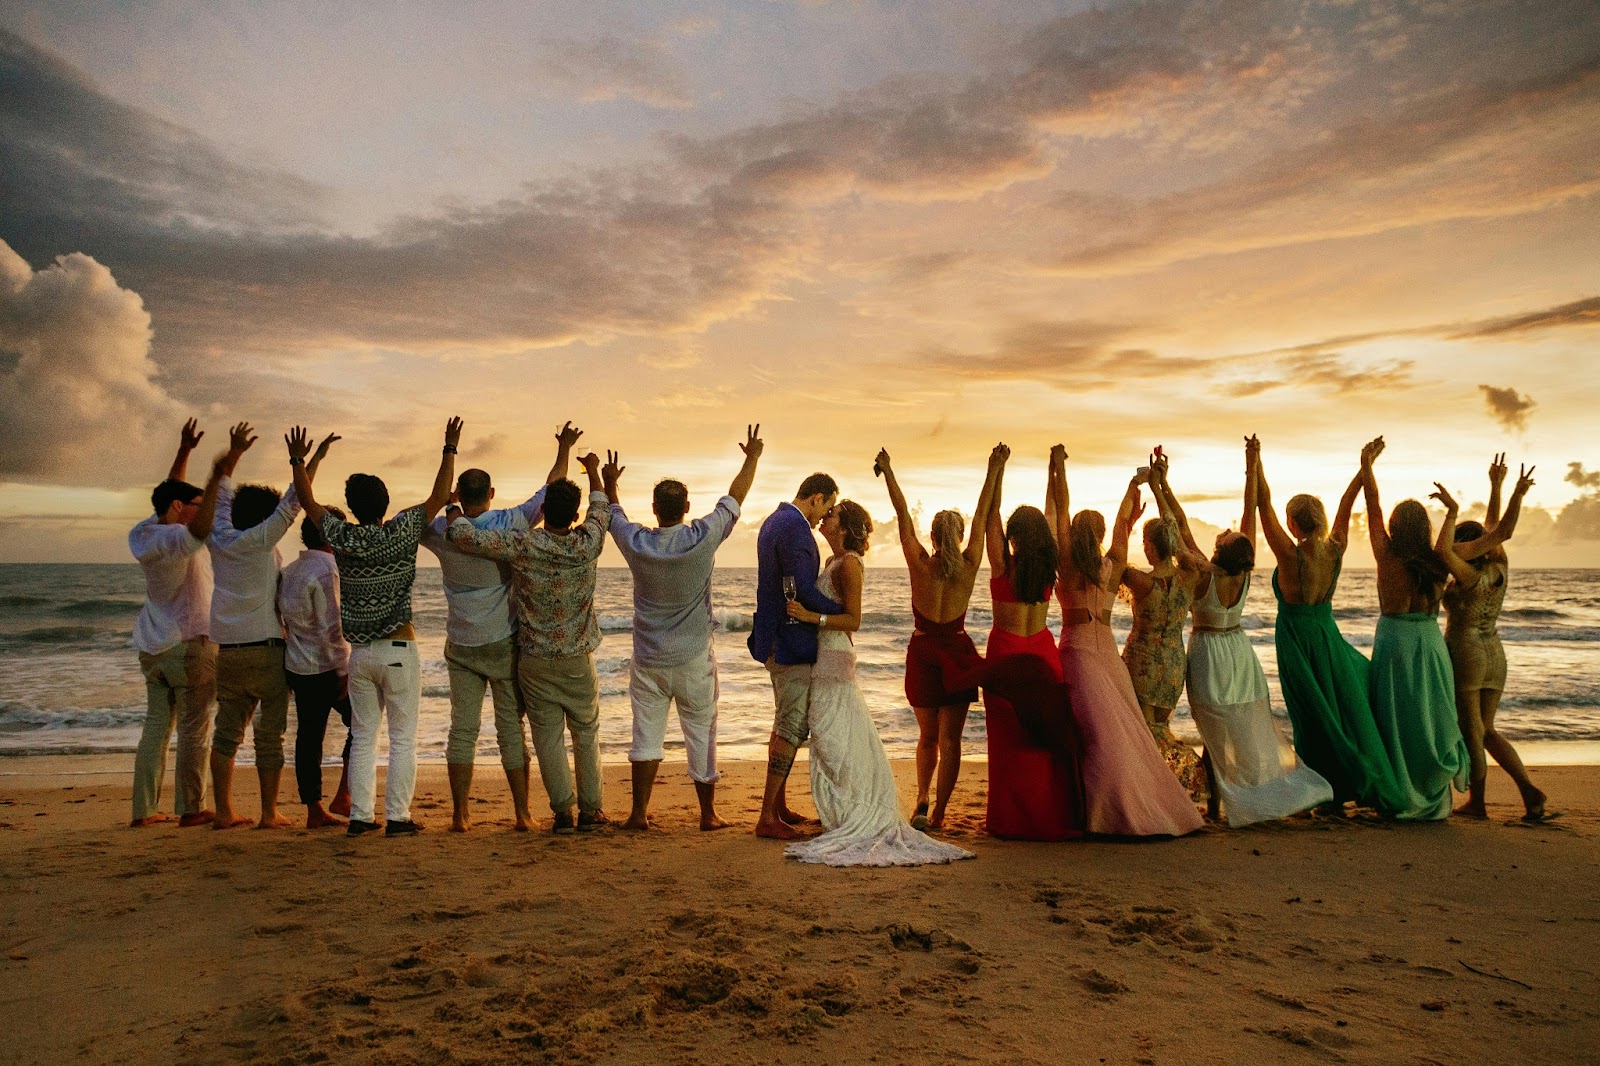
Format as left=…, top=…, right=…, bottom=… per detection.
left=783, top=500, right=974, bottom=867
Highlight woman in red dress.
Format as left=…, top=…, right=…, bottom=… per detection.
left=980, top=449, right=1085, bottom=840
left=877, top=443, right=1006, bottom=830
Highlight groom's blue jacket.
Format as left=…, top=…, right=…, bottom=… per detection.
left=748, top=502, right=844, bottom=666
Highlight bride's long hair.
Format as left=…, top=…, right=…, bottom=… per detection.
left=835, top=500, right=873, bottom=555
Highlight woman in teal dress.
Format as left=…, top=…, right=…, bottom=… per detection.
left=1256, top=436, right=1407, bottom=815
left=1359, top=438, right=1471, bottom=821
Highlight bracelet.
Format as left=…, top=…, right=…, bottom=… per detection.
left=288, top=457, right=304, bottom=466
left=817, top=614, right=829, bottom=629
left=442, top=445, right=457, bottom=454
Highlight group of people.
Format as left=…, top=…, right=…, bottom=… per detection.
left=126, top=416, right=1550, bottom=865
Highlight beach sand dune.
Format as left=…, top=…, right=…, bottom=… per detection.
left=2, top=758, right=1596, bottom=1064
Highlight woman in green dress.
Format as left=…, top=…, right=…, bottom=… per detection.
left=1359, top=438, right=1471, bottom=821
left=1257, top=436, right=1407, bottom=815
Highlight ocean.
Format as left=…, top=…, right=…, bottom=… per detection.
left=0, top=564, right=1596, bottom=767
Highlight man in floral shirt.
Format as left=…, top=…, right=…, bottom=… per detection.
left=447, top=451, right=611, bottom=833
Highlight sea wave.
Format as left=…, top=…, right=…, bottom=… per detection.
left=59, top=598, right=142, bottom=617
left=0, top=594, right=48, bottom=608
left=599, top=614, right=633, bottom=633
left=714, top=608, right=751, bottom=633
left=0, top=701, right=145, bottom=730
left=0, top=625, right=105, bottom=647
left=1501, top=607, right=1567, bottom=620
left=1498, top=625, right=1600, bottom=643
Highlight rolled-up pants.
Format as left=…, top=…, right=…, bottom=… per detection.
left=287, top=669, right=352, bottom=805
left=444, top=636, right=527, bottom=769
left=347, top=640, right=421, bottom=825
left=518, top=651, right=601, bottom=815
left=212, top=643, right=290, bottom=770
left=133, top=636, right=216, bottom=819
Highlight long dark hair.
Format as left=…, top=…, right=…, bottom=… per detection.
left=1068, top=510, right=1106, bottom=587
left=1002, top=506, right=1057, bottom=603
left=1388, top=500, right=1448, bottom=599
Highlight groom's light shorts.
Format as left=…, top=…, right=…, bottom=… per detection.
left=765, top=658, right=812, bottom=747
left=628, top=646, right=720, bottom=784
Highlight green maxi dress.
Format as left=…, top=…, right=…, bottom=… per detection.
left=1272, top=552, right=1407, bottom=813
left=1368, top=613, right=1469, bottom=820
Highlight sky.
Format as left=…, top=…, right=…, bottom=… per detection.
left=1, top=0, right=1598, bottom=567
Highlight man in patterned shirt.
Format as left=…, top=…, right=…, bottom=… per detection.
left=447, top=451, right=610, bottom=834
left=289, top=418, right=462, bottom=838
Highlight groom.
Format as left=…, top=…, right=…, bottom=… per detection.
left=749, top=472, right=842, bottom=839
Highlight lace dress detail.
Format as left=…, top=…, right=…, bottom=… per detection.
left=1442, top=562, right=1508, bottom=691
left=785, top=554, right=975, bottom=867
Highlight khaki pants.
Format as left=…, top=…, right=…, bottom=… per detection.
left=212, top=643, right=290, bottom=770
left=133, top=637, right=217, bottom=819
left=444, top=636, right=527, bottom=768
left=518, top=651, right=602, bottom=815
left=766, top=658, right=813, bottom=746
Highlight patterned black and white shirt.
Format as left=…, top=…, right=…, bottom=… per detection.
left=321, top=505, right=427, bottom=645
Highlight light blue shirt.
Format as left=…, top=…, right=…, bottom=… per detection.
left=609, top=495, right=740, bottom=667
left=422, top=487, right=546, bottom=647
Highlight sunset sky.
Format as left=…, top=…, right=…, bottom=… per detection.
left=2, top=0, right=1598, bottom=566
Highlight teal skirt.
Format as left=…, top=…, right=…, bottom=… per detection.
left=1369, top=614, right=1470, bottom=821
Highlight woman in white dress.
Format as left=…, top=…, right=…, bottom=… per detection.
left=783, top=501, right=975, bottom=867
left=1153, top=440, right=1333, bottom=826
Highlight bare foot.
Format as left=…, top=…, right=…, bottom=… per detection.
left=622, top=813, right=653, bottom=831
left=779, top=807, right=819, bottom=826
left=1453, top=802, right=1489, bottom=820
left=306, top=806, right=345, bottom=829
left=927, top=816, right=946, bottom=831
left=700, top=813, right=732, bottom=832
left=179, top=810, right=215, bottom=828
left=130, top=814, right=174, bottom=827
left=755, top=817, right=802, bottom=840
left=328, top=792, right=351, bottom=817
left=513, top=813, right=534, bottom=832
left=212, top=814, right=252, bottom=830
left=254, top=814, right=293, bottom=830
left=450, top=814, right=471, bottom=833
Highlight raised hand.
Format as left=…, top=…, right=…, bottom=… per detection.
left=602, top=449, right=625, bottom=485
left=741, top=424, right=764, bottom=460
left=1151, top=450, right=1170, bottom=482
left=444, top=417, right=464, bottom=449
left=1360, top=436, right=1385, bottom=467
left=1245, top=434, right=1260, bottom=466
left=180, top=418, right=204, bottom=452
left=577, top=450, right=602, bottom=476
left=1049, top=443, right=1066, bottom=465
left=992, top=443, right=1011, bottom=468
left=1429, top=482, right=1458, bottom=512
left=1130, top=498, right=1148, bottom=525
left=874, top=447, right=891, bottom=475
left=285, top=426, right=313, bottom=462
left=1489, top=452, right=1509, bottom=486
left=556, top=421, right=582, bottom=450
left=311, top=433, right=341, bottom=462
left=1515, top=463, right=1536, bottom=495
left=228, top=422, right=257, bottom=455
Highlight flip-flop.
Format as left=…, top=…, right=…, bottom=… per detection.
left=910, top=803, right=930, bottom=830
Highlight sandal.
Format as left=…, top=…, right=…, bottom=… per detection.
left=910, top=802, right=930, bottom=830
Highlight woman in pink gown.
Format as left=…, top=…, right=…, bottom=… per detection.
left=1049, top=447, right=1203, bottom=838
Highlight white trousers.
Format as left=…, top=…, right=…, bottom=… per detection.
left=347, top=640, right=421, bottom=824
left=628, top=646, right=719, bottom=783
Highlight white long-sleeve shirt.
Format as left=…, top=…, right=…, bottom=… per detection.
left=129, top=515, right=213, bottom=655
left=421, top=487, right=546, bottom=647
left=207, top=476, right=300, bottom=645
left=277, top=549, right=350, bottom=676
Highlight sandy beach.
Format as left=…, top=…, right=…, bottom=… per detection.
left=2, top=756, right=1597, bottom=1065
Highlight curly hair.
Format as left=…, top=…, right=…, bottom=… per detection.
left=1211, top=532, right=1256, bottom=576
left=928, top=509, right=965, bottom=582
left=1388, top=499, right=1448, bottom=599
left=835, top=500, right=873, bottom=555
left=1452, top=519, right=1501, bottom=569
left=1002, top=506, right=1057, bottom=603
left=1068, top=510, right=1107, bottom=588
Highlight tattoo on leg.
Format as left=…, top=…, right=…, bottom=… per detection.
left=767, top=750, right=794, bottom=777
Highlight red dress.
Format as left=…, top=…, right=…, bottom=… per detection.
left=982, top=572, right=1085, bottom=840
left=904, top=606, right=983, bottom=707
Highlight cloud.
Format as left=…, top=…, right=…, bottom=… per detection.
left=1451, top=296, right=1600, bottom=339
left=918, top=319, right=1207, bottom=391
left=534, top=35, right=694, bottom=109
left=1566, top=462, right=1600, bottom=490
left=0, top=240, right=179, bottom=482
left=1478, top=385, right=1536, bottom=431
left=1224, top=352, right=1414, bottom=398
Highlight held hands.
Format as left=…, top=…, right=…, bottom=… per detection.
left=228, top=422, right=257, bottom=456
left=1515, top=463, right=1536, bottom=495
left=602, top=450, right=624, bottom=485
left=1245, top=434, right=1260, bottom=468
left=993, top=442, right=1012, bottom=468
left=180, top=418, right=204, bottom=452
left=741, top=424, right=764, bottom=461
left=285, top=426, right=313, bottom=462
left=1489, top=452, right=1509, bottom=486
left=1360, top=436, right=1385, bottom=468
left=1150, top=450, right=1169, bottom=483
left=1429, top=482, right=1459, bottom=512
left=444, top=417, right=464, bottom=449
left=1049, top=443, right=1066, bottom=465
left=556, top=421, right=582, bottom=451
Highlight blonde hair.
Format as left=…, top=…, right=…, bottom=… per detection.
left=1143, top=517, right=1179, bottom=562
left=1286, top=494, right=1327, bottom=538
left=929, top=509, right=965, bottom=583
left=1068, top=510, right=1107, bottom=587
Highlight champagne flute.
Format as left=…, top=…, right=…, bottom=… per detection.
left=782, top=576, right=798, bottom=624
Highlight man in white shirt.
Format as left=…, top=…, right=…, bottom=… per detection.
left=279, top=506, right=354, bottom=829
left=605, top=425, right=763, bottom=832
left=128, top=420, right=223, bottom=827
left=206, top=423, right=334, bottom=830
left=423, top=421, right=581, bottom=833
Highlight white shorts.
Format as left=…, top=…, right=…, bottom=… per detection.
left=629, top=648, right=719, bottom=783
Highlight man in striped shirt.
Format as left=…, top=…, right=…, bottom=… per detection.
left=289, top=418, right=462, bottom=838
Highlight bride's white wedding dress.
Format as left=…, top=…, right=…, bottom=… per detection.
left=785, top=554, right=975, bottom=868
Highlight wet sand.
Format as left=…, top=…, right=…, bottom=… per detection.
left=1, top=756, right=1597, bottom=1064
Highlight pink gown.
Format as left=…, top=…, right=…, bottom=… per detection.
left=1057, top=558, right=1204, bottom=837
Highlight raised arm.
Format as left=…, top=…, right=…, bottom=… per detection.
left=169, top=418, right=204, bottom=481
left=546, top=421, right=581, bottom=485
left=1359, top=437, right=1388, bottom=559
left=1331, top=456, right=1367, bottom=550
left=211, top=422, right=257, bottom=533
left=186, top=453, right=228, bottom=541
left=1241, top=435, right=1260, bottom=545
left=1108, top=475, right=1145, bottom=570
left=423, top=417, right=464, bottom=521
left=1048, top=445, right=1070, bottom=564
left=1457, top=464, right=1534, bottom=561
left=286, top=427, right=327, bottom=528
left=602, top=450, right=624, bottom=507
left=1153, top=454, right=1208, bottom=571
left=1429, top=483, right=1479, bottom=587
left=728, top=424, right=763, bottom=506
left=986, top=456, right=1007, bottom=572
left=1255, top=443, right=1295, bottom=558
left=965, top=443, right=1008, bottom=566
left=876, top=448, right=924, bottom=567
left=1484, top=452, right=1508, bottom=529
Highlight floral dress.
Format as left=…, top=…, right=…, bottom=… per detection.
left=1122, top=574, right=1207, bottom=801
